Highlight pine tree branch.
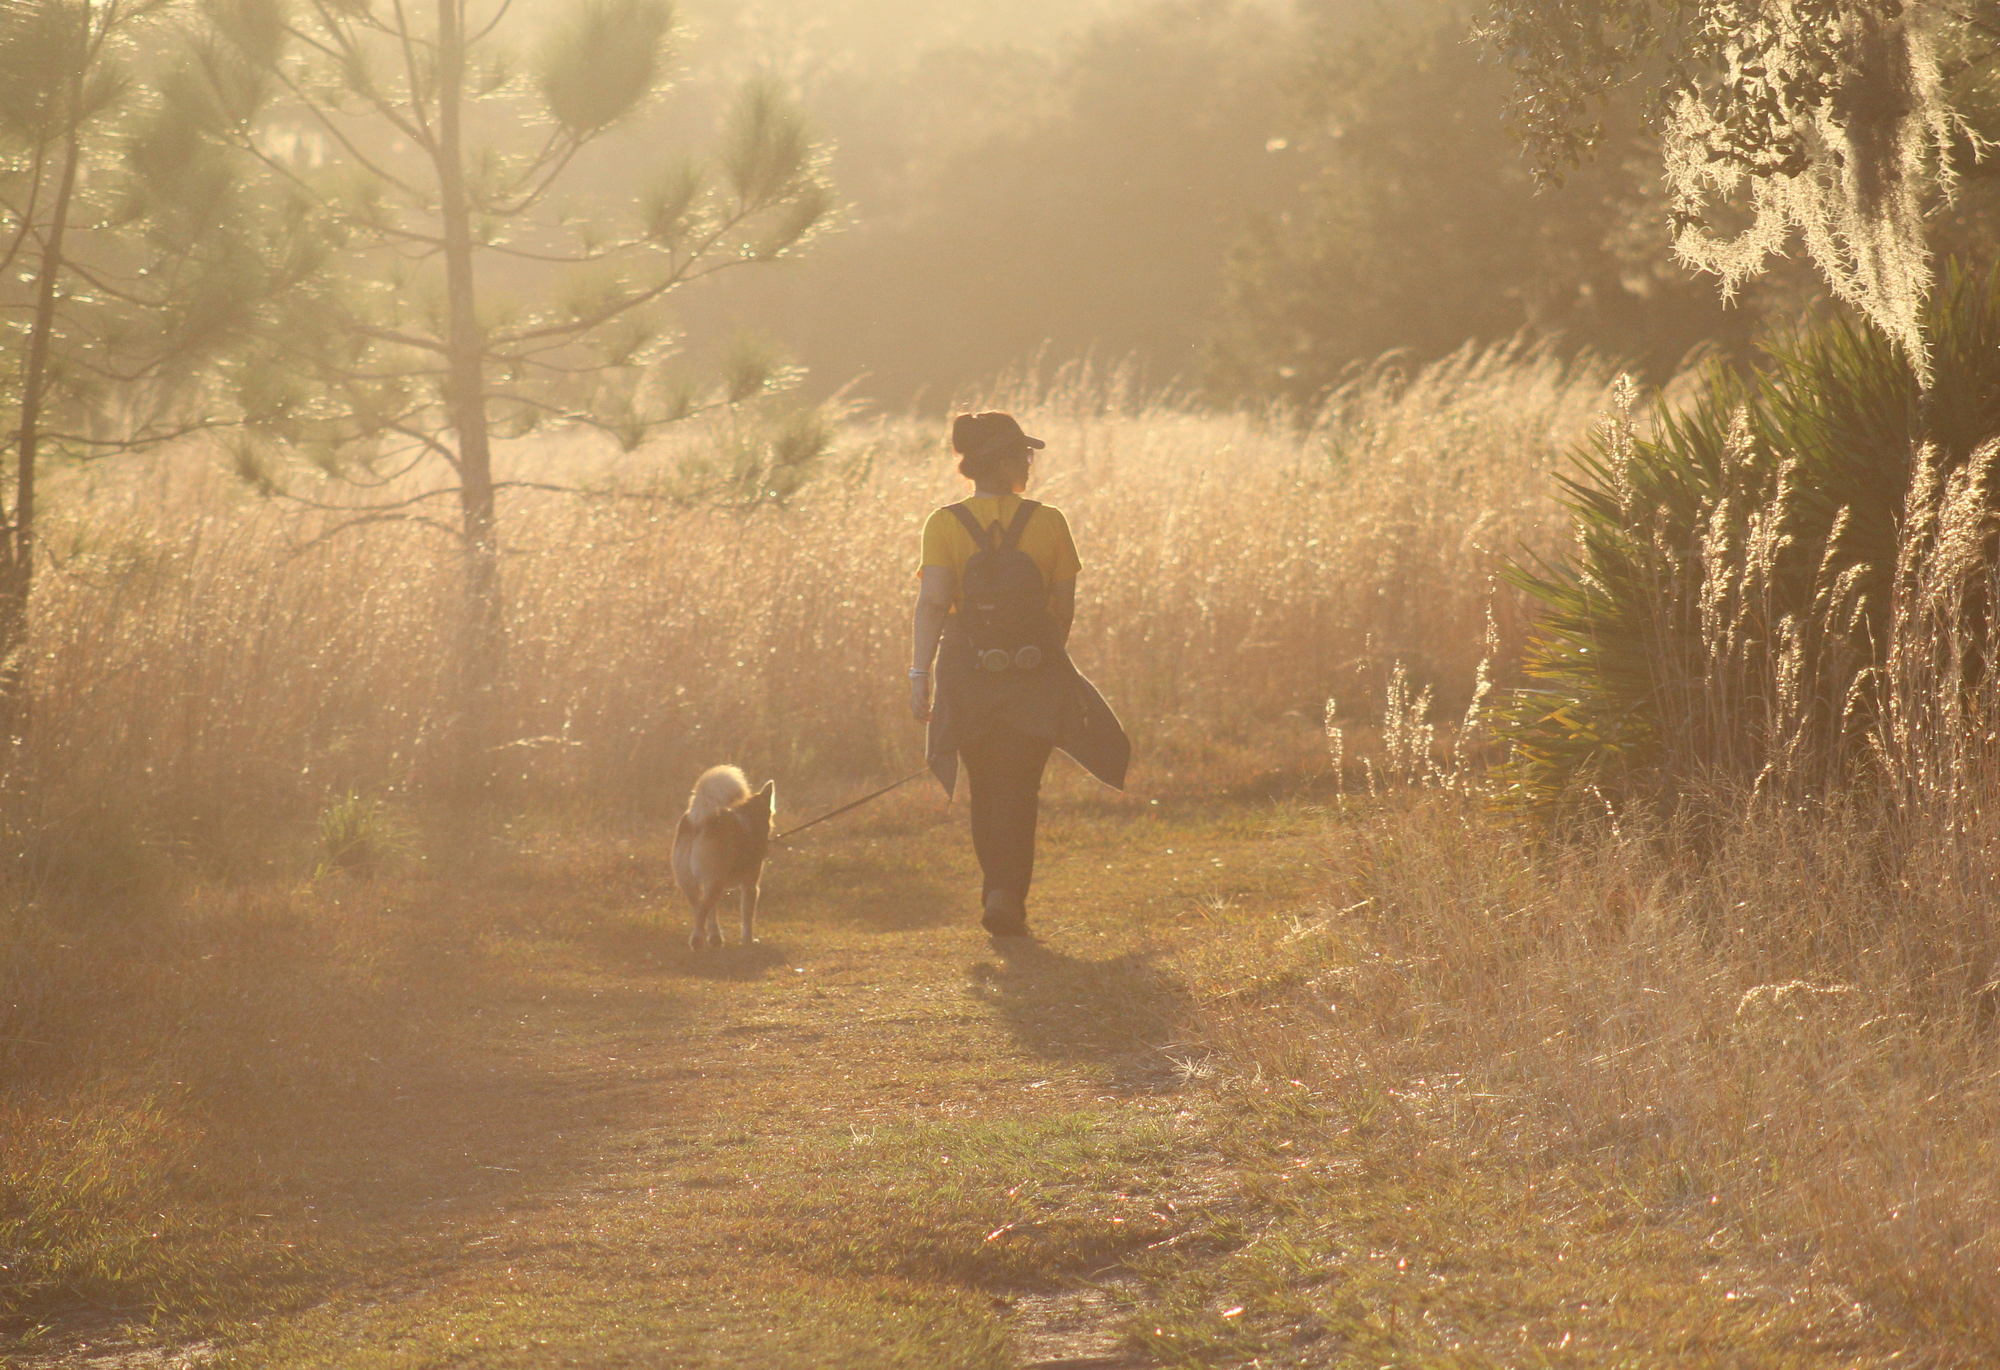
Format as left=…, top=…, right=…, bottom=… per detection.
left=487, top=243, right=767, bottom=351
left=473, top=237, right=639, bottom=264
left=492, top=478, right=583, bottom=496
left=388, top=0, right=437, bottom=148
left=480, top=125, right=570, bottom=205
left=487, top=209, right=759, bottom=348
left=468, top=0, right=517, bottom=47
left=67, top=353, right=179, bottom=385
left=480, top=387, right=737, bottom=428
left=274, top=478, right=587, bottom=557
left=0, top=144, right=47, bottom=283
left=276, top=483, right=466, bottom=514
left=57, top=255, right=170, bottom=308
left=479, top=389, right=574, bottom=414
left=338, top=316, right=452, bottom=356
left=267, top=60, right=432, bottom=194
left=46, top=417, right=234, bottom=450
left=362, top=219, right=448, bottom=248
left=483, top=132, right=586, bottom=216
left=385, top=419, right=464, bottom=471
left=334, top=446, right=435, bottom=487
left=299, top=357, right=452, bottom=382
left=281, top=509, right=462, bottom=557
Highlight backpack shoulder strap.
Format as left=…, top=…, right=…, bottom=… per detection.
left=945, top=502, right=994, bottom=551
left=999, top=499, right=1041, bottom=552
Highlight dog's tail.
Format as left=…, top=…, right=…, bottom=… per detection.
left=687, top=764, right=752, bottom=826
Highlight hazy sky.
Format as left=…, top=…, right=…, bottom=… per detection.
left=635, top=0, right=1309, bottom=407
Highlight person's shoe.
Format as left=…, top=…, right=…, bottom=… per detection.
left=981, top=909, right=1029, bottom=937
left=981, top=891, right=1029, bottom=937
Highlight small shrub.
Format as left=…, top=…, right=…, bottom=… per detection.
left=315, top=790, right=411, bottom=878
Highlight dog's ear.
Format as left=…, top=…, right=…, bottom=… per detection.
left=754, top=779, right=776, bottom=813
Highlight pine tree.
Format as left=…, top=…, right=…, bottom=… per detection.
left=188, top=0, right=832, bottom=788
left=0, top=0, right=265, bottom=744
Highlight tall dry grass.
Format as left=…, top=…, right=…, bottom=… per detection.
left=1171, top=365, right=2000, bottom=1357
left=20, top=343, right=1597, bottom=863
left=0, top=345, right=1602, bottom=1333
left=37, top=335, right=2000, bottom=1355
left=1182, top=788, right=2000, bottom=1356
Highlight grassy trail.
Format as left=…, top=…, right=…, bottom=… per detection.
left=26, top=784, right=1318, bottom=1369
left=18, top=784, right=1922, bottom=1368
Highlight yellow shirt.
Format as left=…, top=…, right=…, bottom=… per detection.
left=919, top=494, right=1081, bottom=612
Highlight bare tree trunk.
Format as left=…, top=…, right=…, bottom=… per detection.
left=2, top=124, right=80, bottom=752
left=435, top=0, right=502, bottom=796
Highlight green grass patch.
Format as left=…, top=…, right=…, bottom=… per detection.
left=0, top=1090, right=309, bottom=1333
left=210, top=1110, right=1200, bottom=1369
left=772, top=1113, right=1192, bottom=1289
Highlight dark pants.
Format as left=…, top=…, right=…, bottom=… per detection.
left=960, top=726, right=1054, bottom=914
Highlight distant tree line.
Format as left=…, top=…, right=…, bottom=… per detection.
left=1204, top=0, right=1751, bottom=407
left=670, top=0, right=1303, bottom=406
left=692, top=0, right=2000, bottom=412
left=676, top=0, right=1745, bottom=409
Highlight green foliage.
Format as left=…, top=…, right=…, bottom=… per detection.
left=315, top=789, right=411, bottom=878
left=0, top=0, right=123, bottom=141
left=1498, top=261, right=2000, bottom=810
left=0, top=1091, right=300, bottom=1323
left=722, top=75, right=814, bottom=211
left=652, top=403, right=832, bottom=507
left=204, top=0, right=288, bottom=71
left=537, top=0, right=672, bottom=136
left=723, top=334, right=780, bottom=403
left=1207, top=0, right=1739, bottom=406
left=18, top=804, right=178, bottom=912
left=0, top=0, right=271, bottom=636
left=1480, top=1, right=1990, bottom=380
left=757, top=178, right=832, bottom=259
left=183, top=0, right=836, bottom=534
left=642, top=158, right=704, bottom=245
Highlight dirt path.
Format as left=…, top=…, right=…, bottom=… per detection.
left=15, top=788, right=1312, bottom=1369
left=18, top=787, right=1918, bottom=1368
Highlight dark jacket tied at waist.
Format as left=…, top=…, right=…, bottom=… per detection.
left=926, top=617, right=1130, bottom=797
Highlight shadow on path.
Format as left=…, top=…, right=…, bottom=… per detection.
left=588, top=916, right=797, bottom=981
left=764, top=845, right=970, bottom=935
left=967, top=938, right=1189, bottom=1093
left=197, top=897, right=715, bottom=1225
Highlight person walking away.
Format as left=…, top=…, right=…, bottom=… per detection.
left=909, top=412, right=1129, bottom=937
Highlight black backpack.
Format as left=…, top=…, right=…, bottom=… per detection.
left=949, top=500, right=1051, bottom=670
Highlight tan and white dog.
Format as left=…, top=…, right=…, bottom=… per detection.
left=672, top=765, right=775, bottom=949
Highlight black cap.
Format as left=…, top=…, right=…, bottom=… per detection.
left=952, top=411, right=1045, bottom=459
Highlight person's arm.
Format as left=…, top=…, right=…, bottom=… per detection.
left=1049, top=578, right=1075, bottom=647
left=911, top=565, right=954, bottom=722
left=1045, top=507, right=1081, bottom=648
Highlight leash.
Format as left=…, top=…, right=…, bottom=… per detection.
left=771, top=767, right=931, bottom=844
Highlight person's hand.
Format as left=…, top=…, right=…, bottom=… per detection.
left=909, top=672, right=932, bottom=723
